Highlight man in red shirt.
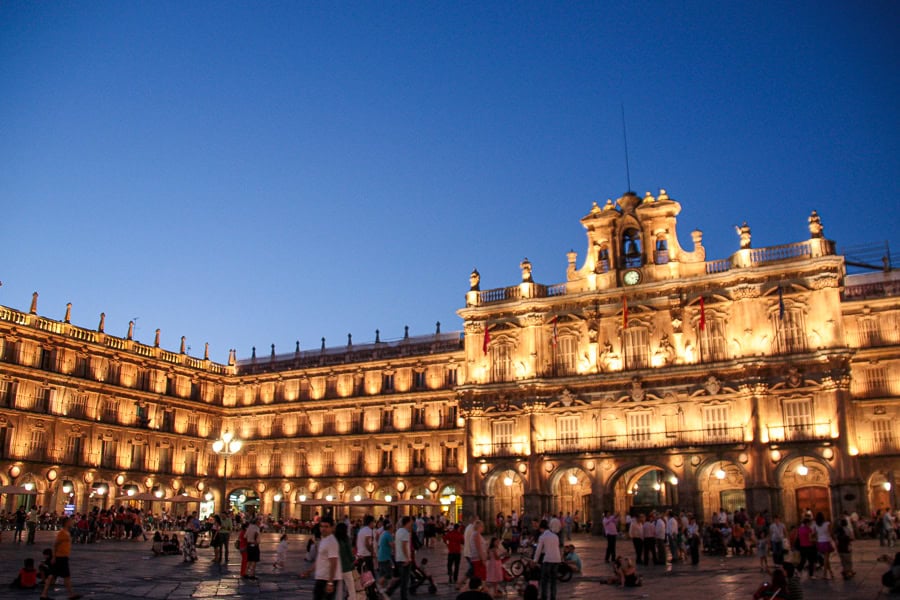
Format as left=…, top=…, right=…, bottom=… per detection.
left=443, top=523, right=465, bottom=584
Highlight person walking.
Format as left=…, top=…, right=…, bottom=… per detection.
left=219, top=510, right=233, bottom=565
left=14, top=506, right=26, bottom=543
left=813, top=512, right=835, bottom=580
left=395, top=516, right=414, bottom=600
left=26, top=506, right=39, bottom=545
left=603, top=512, right=619, bottom=563
left=629, top=514, right=644, bottom=565
left=40, top=516, right=81, bottom=600
left=769, top=515, right=787, bottom=566
left=443, top=523, right=464, bottom=584
left=244, top=517, right=261, bottom=580
left=534, top=518, right=561, bottom=600
left=796, top=518, right=816, bottom=579
left=313, top=516, right=340, bottom=600
left=335, top=522, right=357, bottom=600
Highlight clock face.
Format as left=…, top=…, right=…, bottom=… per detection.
left=623, top=269, right=641, bottom=286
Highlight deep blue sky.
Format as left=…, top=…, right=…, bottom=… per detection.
left=2, top=2, right=898, bottom=362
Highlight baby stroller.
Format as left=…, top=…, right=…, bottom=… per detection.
left=409, top=557, right=437, bottom=594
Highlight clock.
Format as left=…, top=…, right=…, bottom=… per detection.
left=623, top=269, right=642, bottom=286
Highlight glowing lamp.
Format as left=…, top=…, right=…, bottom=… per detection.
left=274, top=493, right=282, bottom=502
left=653, top=482, right=661, bottom=491
left=23, top=482, right=34, bottom=491
left=884, top=482, right=892, bottom=492
left=205, top=492, right=213, bottom=501
left=715, top=469, right=726, bottom=480
left=353, top=494, right=361, bottom=502
left=384, top=495, right=392, bottom=502
left=568, top=474, right=578, bottom=485
left=796, top=464, right=809, bottom=476
left=325, top=494, right=333, bottom=501
left=503, top=476, right=513, bottom=487
left=669, top=476, right=679, bottom=485
left=299, top=494, right=307, bottom=502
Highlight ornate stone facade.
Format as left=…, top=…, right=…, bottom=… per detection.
left=0, top=189, right=897, bottom=530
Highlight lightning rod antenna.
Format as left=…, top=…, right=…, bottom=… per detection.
left=621, top=103, right=632, bottom=192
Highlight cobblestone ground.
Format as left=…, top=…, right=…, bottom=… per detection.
left=0, top=529, right=895, bottom=599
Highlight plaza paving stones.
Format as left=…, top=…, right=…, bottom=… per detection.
left=0, top=529, right=894, bottom=599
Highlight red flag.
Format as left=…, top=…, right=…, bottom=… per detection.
left=482, top=324, right=491, bottom=355
left=551, top=316, right=559, bottom=347
left=699, top=297, right=706, bottom=331
left=622, top=295, right=628, bottom=328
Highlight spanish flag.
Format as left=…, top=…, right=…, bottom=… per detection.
left=482, top=324, right=491, bottom=355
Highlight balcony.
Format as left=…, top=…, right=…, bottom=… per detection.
left=473, top=442, right=527, bottom=458
left=766, top=422, right=833, bottom=443
left=529, top=427, right=746, bottom=455
left=856, top=437, right=900, bottom=455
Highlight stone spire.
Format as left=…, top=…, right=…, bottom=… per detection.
left=30, top=292, right=38, bottom=315
left=98, top=312, right=105, bottom=333
left=64, top=302, right=72, bottom=323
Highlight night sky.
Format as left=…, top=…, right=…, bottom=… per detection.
left=2, top=2, right=897, bottom=362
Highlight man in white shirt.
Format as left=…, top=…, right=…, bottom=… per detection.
left=457, top=513, right=477, bottom=589
left=244, top=517, right=261, bottom=580
left=769, top=515, right=787, bottom=565
left=313, top=517, right=340, bottom=600
left=629, top=514, right=645, bottom=565
left=666, top=510, right=680, bottom=563
left=603, top=512, right=619, bottom=563
left=395, top=516, right=413, bottom=600
left=654, top=514, right=667, bottom=565
left=356, top=515, right=375, bottom=575
left=535, top=519, right=562, bottom=600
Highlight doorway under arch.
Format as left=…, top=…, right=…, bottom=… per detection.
left=228, top=488, right=260, bottom=514
left=780, top=456, right=831, bottom=524
left=485, top=469, right=525, bottom=519
left=613, top=465, right=679, bottom=517
left=551, top=467, right=592, bottom=523
left=698, top=461, right=747, bottom=520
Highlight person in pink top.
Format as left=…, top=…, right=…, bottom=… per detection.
left=796, top=518, right=816, bottom=578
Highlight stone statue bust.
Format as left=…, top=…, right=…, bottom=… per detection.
left=469, top=268, right=480, bottom=291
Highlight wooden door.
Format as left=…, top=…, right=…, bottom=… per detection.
left=795, top=486, right=830, bottom=520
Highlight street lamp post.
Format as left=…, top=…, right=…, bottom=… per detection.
left=212, top=431, right=242, bottom=513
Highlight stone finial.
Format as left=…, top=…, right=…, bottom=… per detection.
left=204, top=342, right=209, bottom=360
left=404, top=325, right=409, bottom=339
left=64, top=302, right=72, bottom=323
left=271, top=343, right=276, bottom=358
left=567, top=250, right=577, bottom=267
left=228, top=349, right=236, bottom=366
left=657, top=188, right=670, bottom=201
left=321, top=337, right=326, bottom=351
left=375, top=329, right=381, bottom=343
left=154, top=329, right=161, bottom=347
left=251, top=346, right=257, bottom=360
left=98, top=312, right=106, bottom=333
left=808, top=210, right=824, bottom=239
left=603, top=198, right=615, bottom=211
left=520, top=258, right=533, bottom=283
left=736, top=222, right=752, bottom=249
left=30, top=292, right=38, bottom=315
left=590, top=201, right=601, bottom=214
left=295, top=341, right=300, bottom=355
left=347, top=334, right=352, bottom=347
left=469, top=268, right=480, bottom=291
left=127, top=320, right=135, bottom=340
left=643, top=191, right=655, bottom=203
left=691, top=230, right=704, bottom=246
left=180, top=336, right=186, bottom=354
left=435, top=321, right=441, bottom=334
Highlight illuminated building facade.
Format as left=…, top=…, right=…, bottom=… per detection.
left=1, top=189, right=897, bottom=529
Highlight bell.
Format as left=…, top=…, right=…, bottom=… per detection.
left=625, top=238, right=641, bottom=259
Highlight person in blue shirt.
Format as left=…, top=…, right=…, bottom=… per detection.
left=377, top=521, right=395, bottom=590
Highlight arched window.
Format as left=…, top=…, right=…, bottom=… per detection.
left=621, top=228, right=643, bottom=268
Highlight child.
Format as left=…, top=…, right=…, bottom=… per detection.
left=9, top=557, right=38, bottom=589
left=38, top=548, right=53, bottom=584
left=484, top=537, right=504, bottom=597
left=273, top=533, right=288, bottom=571
left=757, top=528, right=770, bottom=573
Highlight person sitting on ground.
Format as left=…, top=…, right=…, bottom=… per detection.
left=9, top=557, right=38, bottom=589
left=455, top=575, right=493, bottom=600
left=753, top=567, right=789, bottom=599
left=152, top=530, right=164, bottom=556
left=37, top=549, right=53, bottom=584
left=563, top=544, right=582, bottom=575
left=617, top=556, right=641, bottom=587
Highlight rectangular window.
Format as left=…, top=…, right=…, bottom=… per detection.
left=442, top=405, right=458, bottom=428
left=412, top=407, right=426, bottom=426
left=184, top=449, right=198, bottom=475
left=627, top=412, right=652, bottom=443
left=0, top=380, right=9, bottom=406
left=557, top=416, right=580, bottom=451
left=412, top=448, right=426, bottom=469
left=351, top=449, right=364, bottom=473
left=382, top=373, right=394, bottom=392
left=69, top=394, right=87, bottom=419
left=29, top=429, right=46, bottom=459
left=491, top=345, right=512, bottom=382
left=873, top=420, right=894, bottom=442
left=101, top=439, right=117, bottom=469
left=444, top=446, right=459, bottom=470
left=703, top=405, right=730, bottom=441
left=65, top=436, right=82, bottom=464
left=382, top=409, right=393, bottom=428
left=322, top=449, right=335, bottom=471
left=162, top=411, right=175, bottom=433
left=555, top=337, right=577, bottom=375
left=783, top=398, right=813, bottom=440
left=445, top=368, right=458, bottom=386
left=701, top=319, right=728, bottom=362
left=413, top=371, right=426, bottom=389
left=103, top=399, right=118, bottom=423
left=131, top=444, right=146, bottom=470
left=860, top=367, right=888, bottom=398
left=270, top=452, right=282, bottom=473
left=492, top=421, right=514, bottom=453
left=381, top=449, right=393, bottom=471
left=322, top=412, right=335, bottom=434
left=773, top=310, right=808, bottom=353
left=158, top=446, right=172, bottom=473
left=187, top=413, right=199, bottom=436
left=624, top=328, right=649, bottom=369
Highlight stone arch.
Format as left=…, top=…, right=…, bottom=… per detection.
left=776, top=455, right=832, bottom=524
left=548, top=465, right=593, bottom=522
left=696, top=459, right=748, bottom=521
left=484, top=467, right=526, bottom=520
left=608, top=462, right=680, bottom=517
left=867, top=471, right=894, bottom=514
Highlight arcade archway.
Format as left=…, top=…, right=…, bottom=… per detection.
left=612, top=465, right=679, bottom=517
left=485, top=469, right=525, bottom=520
left=698, top=461, right=747, bottom=521
left=550, top=467, right=592, bottom=522
left=779, top=456, right=832, bottom=524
